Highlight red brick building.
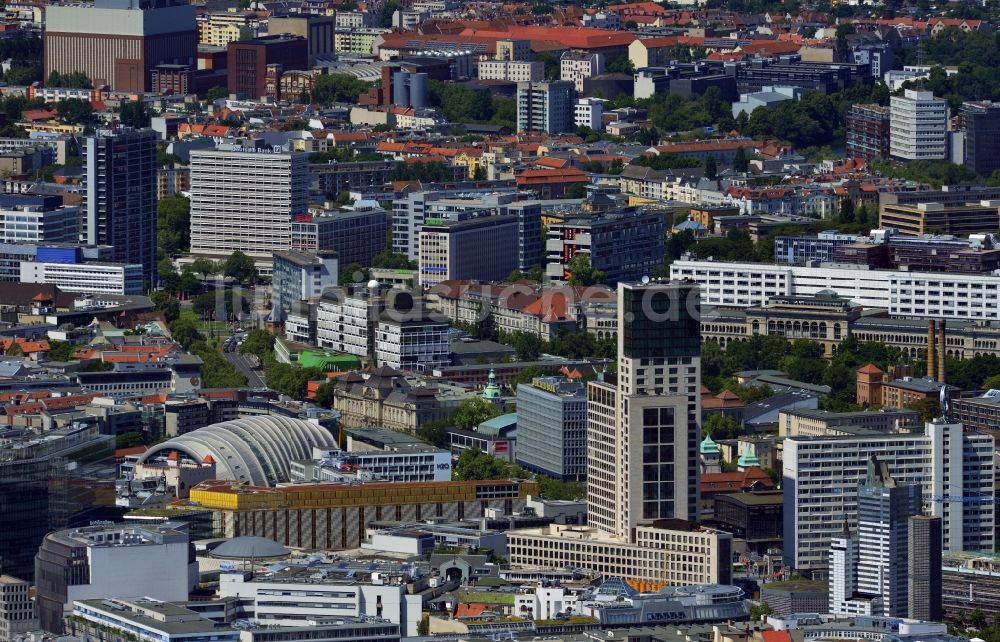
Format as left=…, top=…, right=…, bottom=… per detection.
left=227, top=35, right=307, bottom=99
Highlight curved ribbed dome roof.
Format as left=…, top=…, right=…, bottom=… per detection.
left=211, top=536, right=289, bottom=560
left=138, top=416, right=337, bottom=485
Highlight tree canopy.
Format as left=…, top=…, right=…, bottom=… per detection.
left=426, top=80, right=516, bottom=129
left=452, top=397, right=502, bottom=429
left=46, top=71, right=91, bottom=88
left=223, top=251, right=258, bottom=284
left=310, top=74, right=373, bottom=105
left=566, top=253, right=605, bottom=286
left=156, top=196, right=190, bottom=257
left=119, top=101, right=151, bottom=128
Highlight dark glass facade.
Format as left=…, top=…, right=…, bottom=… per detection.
left=83, top=129, right=158, bottom=286
left=641, top=406, right=676, bottom=520
left=622, top=283, right=700, bottom=359
left=961, top=102, right=1000, bottom=177
left=0, top=457, right=50, bottom=580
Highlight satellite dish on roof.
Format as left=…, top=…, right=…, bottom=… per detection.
left=367, top=279, right=380, bottom=289
left=641, top=275, right=650, bottom=284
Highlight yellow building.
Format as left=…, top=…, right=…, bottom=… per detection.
left=21, top=121, right=82, bottom=135
left=189, top=478, right=536, bottom=549
left=453, top=151, right=485, bottom=179
left=198, top=11, right=264, bottom=47
left=495, top=39, right=531, bottom=61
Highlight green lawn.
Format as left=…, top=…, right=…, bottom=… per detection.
left=178, top=309, right=239, bottom=340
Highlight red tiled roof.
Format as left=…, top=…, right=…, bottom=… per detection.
left=115, top=445, right=148, bottom=458
left=515, top=168, right=588, bottom=186
left=608, top=2, right=668, bottom=15
left=456, top=604, right=489, bottom=618
left=738, top=40, right=803, bottom=55
left=655, top=139, right=761, bottom=154
left=22, top=109, right=57, bottom=122
left=535, top=156, right=571, bottom=169
left=19, top=340, right=49, bottom=353
left=700, top=467, right=774, bottom=493
left=764, top=631, right=793, bottom=642
left=633, top=36, right=680, bottom=48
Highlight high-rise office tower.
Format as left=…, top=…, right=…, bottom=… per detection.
left=189, top=146, right=309, bottom=274
left=908, top=515, right=943, bottom=621
left=506, top=281, right=732, bottom=587
left=587, top=281, right=701, bottom=540
left=83, top=128, right=157, bottom=287
left=857, top=456, right=922, bottom=617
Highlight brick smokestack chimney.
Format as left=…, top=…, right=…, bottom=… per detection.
left=938, top=320, right=947, bottom=384
left=927, top=320, right=937, bottom=380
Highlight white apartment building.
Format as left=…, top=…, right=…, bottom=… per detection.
left=284, top=308, right=312, bottom=345
left=189, top=147, right=309, bottom=273
left=560, top=51, right=604, bottom=92
left=890, top=89, right=948, bottom=161
left=334, top=28, right=386, bottom=55
left=888, top=272, right=1000, bottom=320
left=219, top=571, right=422, bottom=636
left=575, top=97, right=605, bottom=131
left=670, top=258, right=889, bottom=308
left=670, top=258, right=1000, bottom=321
left=375, top=313, right=450, bottom=371
left=829, top=531, right=880, bottom=615
left=316, top=291, right=376, bottom=357
left=20, top=260, right=143, bottom=295
left=335, top=10, right=375, bottom=28
left=478, top=60, right=544, bottom=83
left=783, top=419, right=995, bottom=573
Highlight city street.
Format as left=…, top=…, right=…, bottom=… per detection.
left=223, top=336, right=265, bottom=389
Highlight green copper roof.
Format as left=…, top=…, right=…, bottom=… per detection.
left=700, top=433, right=720, bottom=454
left=481, top=369, right=502, bottom=400
left=738, top=447, right=760, bottom=468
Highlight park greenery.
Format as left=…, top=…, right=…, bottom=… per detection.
left=426, top=80, right=516, bottom=130
left=453, top=447, right=586, bottom=501
left=157, top=196, right=191, bottom=258
left=310, top=73, right=374, bottom=105
left=236, top=328, right=325, bottom=399
left=390, top=160, right=456, bottom=183
left=701, top=334, right=921, bottom=412
left=566, top=254, right=605, bottom=286
left=168, top=318, right=248, bottom=388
